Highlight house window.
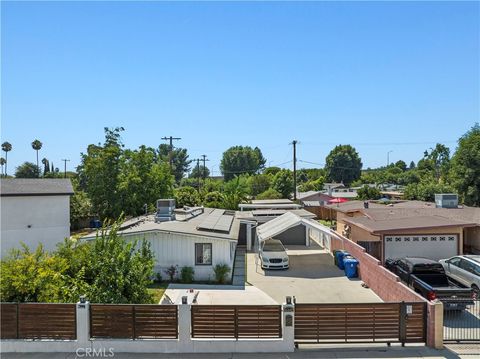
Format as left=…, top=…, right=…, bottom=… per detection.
left=195, top=243, right=212, bottom=265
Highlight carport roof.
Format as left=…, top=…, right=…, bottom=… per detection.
left=256, top=212, right=334, bottom=243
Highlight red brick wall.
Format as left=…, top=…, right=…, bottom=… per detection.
left=329, top=231, right=425, bottom=303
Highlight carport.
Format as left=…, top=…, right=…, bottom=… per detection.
left=256, top=211, right=330, bottom=248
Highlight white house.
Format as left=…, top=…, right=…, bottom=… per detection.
left=0, top=179, right=74, bottom=258
left=83, top=207, right=240, bottom=282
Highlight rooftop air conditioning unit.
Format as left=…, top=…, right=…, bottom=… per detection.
left=155, top=199, right=176, bottom=222
left=435, top=194, right=458, bottom=209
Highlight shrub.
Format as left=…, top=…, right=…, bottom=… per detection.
left=180, top=266, right=195, bottom=283
left=164, top=265, right=178, bottom=282
left=155, top=272, right=163, bottom=283
left=213, top=264, right=231, bottom=284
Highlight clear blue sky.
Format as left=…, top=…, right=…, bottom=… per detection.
left=2, top=1, right=479, bottom=175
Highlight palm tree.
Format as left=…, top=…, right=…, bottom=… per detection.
left=31, top=139, right=43, bottom=176
left=1, top=142, right=12, bottom=176
left=0, top=157, right=5, bottom=176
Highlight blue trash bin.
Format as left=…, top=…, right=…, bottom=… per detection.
left=337, top=251, right=350, bottom=270
left=344, top=258, right=359, bottom=278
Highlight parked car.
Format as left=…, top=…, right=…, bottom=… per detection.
left=385, top=257, right=474, bottom=310
left=439, top=255, right=480, bottom=293
left=259, top=239, right=289, bottom=270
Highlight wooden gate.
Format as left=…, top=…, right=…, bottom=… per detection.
left=294, top=302, right=426, bottom=344
left=191, top=305, right=282, bottom=339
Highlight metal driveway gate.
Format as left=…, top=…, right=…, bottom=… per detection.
left=295, top=302, right=426, bottom=345
left=444, top=300, right=480, bottom=343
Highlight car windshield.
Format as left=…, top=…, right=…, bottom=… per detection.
left=262, top=242, right=285, bottom=252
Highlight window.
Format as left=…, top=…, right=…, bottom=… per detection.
left=448, top=257, right=461, bottom=267
left=195, top=243, right=212, bottom=265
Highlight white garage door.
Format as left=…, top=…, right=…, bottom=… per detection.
left=384, top=234, right=458, bottom=261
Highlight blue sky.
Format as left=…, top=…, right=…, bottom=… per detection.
left=2, top=1, right=479, bottom=175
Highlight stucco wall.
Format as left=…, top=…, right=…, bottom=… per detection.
left=0, top=195, right=71, bottom=257
left=464, top=226, right=480, bottom=254
left=126, top=232, right=236, bottom=281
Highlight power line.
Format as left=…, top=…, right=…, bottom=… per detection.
left=201, top=154, right=210, bottom=180
left=161, top=136, right=181, bottom=168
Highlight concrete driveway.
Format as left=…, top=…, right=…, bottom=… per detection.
left=246, top=243, right=382, bottom=304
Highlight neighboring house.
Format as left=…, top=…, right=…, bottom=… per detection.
left=238, top=199, right=301, bottom=211
left=0, top=179, right=74, bottom=258
left=325, top=198, right=480, bottom=261
left=297, top=191, right=333, bottom=205
left=82, top=206, right=240, bottom=282
left=236, top=208, right=316, bottom=250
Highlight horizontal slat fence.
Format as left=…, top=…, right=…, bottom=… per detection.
left=0, top=303, right=76, bottom=340
left=191, top=305, right=282, bottom=339
left=90, top=304, right=177, bottom=339
left=295, top=302, right=425, bottom=344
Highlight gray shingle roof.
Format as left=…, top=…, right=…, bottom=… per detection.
left=0, top=179, right=74, bottom=196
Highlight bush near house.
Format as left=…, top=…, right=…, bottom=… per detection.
left=213, top=264, right=231, bottom=284
left=180, top=266, right=195, bottom=283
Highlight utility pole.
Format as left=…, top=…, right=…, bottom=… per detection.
left=201, top=154, right=210, bottom=181
left=61, top=159, right=70, bottom=179
left=387, top=150, right=393, bottom=167
left=161, top=136, right=181, bottom=168
left=196, top=159, right=201, bottom=192
left=291, top=140, right=298, bottom=201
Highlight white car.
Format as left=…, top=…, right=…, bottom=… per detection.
left=439, top=255, right=480, bottom=293
left=259, top=239, right=289, bottom=270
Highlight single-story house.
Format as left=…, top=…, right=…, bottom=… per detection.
left=238, top=199, right=301, bottom=211
left=0, top=179, right=74, bottom=258
left=83, top=207, right=240, bottom=282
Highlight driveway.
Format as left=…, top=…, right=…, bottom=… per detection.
left=246, top=243, right=382, bottom=304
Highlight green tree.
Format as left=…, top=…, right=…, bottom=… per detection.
left=394, top=160, right=407, bottom=172
left=118, top=146, right=173, bottom=216
left=78, top=127, right=125, bottom=219
left=256, top=188, right=282, bottom=200
left=409, top=161, right=416, bottom=170
left=15, top=162, right=41, bottom=178
left=41, top=158, right=49, bottom=176
left=203, top=191, right=224, bottom=208
left=221, top=176, right=249, bottom=210
left=248, top=174, right=272, bottom=196
left=2, top=141, right=12, bottom=176
left=174, top=186, right=200, bottom=207
left=451, top=124, right=480, bottom=206
left=70, top=178, right=93, bottom=230
left=298, top=177, right=325, bottom=192
left=356, top=185, right=381, bottom=200
left=31, top=139, right=43, bottom=175
left=325, top=145, right=362, bottom=185
left=423, top=143, right=450, bottom=181
left=189, top=164, right=210, bottom=179
left=220, top=146, right=266, bottom=181
left=263, top=166, right=281, bottom=176
left=0, top=157, right=5, bottom=176
left=272, top=169, right=293, bottom=198
left=158, top=144, right=192, bottom=183
left=404, top=181, right=454, bottom=202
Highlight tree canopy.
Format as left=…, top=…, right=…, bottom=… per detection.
left=15, top=162, right=40, bottom=178
left=325, top=145, right=362, bottom=186
left=220, top=146, right=266, bottom=181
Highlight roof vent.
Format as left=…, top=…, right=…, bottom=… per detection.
left=155, top=199, right=176, bottom=222
left=434, top=194, right=458, bottom=209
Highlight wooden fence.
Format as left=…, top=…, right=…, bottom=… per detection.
left=90, top=304, right=178, bottom=339
left=191, top=305, right=282, bottom=339
left=1, top=303, right=76, bottom=340
left=295, top=302, right=426, bottom=344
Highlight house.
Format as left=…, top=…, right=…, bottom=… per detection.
left=236, top=208, right=316, bottom=250
left=326, top=198, right=480, bottom=261
left=82, top=204, right=240, bottom=282
left=238, top=199, right=301, bottom=211
left=0, top=179, right=74, bottom=258
left=297, top=191, right=333, bottom=205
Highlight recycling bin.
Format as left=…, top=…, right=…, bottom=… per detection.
left=344, top=258, right=359, bottom=278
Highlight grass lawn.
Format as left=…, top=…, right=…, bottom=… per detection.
left=148, top=282, right=168, bottom=304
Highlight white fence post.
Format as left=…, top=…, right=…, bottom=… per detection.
left=283, top=298, right=295, bottom=352
left=178, top=302, right=193, bottom=352
left=76, top=301, right=90, bottom=348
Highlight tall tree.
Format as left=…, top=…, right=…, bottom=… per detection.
left=31, top=140, right=43, bottom=176
left=189, top=165, right=210, bottom=179
left=0, top=157, right=5, bottom=176
left=15, top=162, right=41, bottom=178
left=325, top=145, right=362, bottom=185
left=272, top=169, right=294, bottom=198
left=41, top=158, right=50, bottom=176
left=78, top=127, right=125, bottom=219
left=221, top=176, right=249, bottom=210
left=422, top=143, right=450, bottom=181
left=220, top=146, right=266, bottom=181
left=157, top=144, right=191, bottom=183
left=1, top=142, right=12, bottom=176
left=451, top=124, right=480, bottom=206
